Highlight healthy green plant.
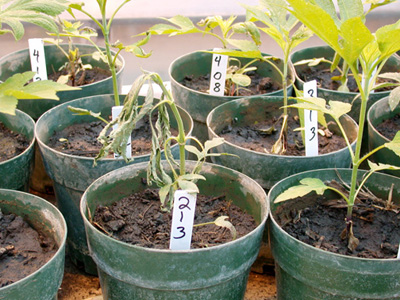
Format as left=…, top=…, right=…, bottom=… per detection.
left=273, top=0, right=400, bottom=251
left=211, top=0, right=314, bottom=154
left=144, top=15, right=263, bottom=96
left=0, top=0, right=79, bottom=115
left=66, top=0, right=151, bottom=107
left=94, top=70, right=229, bottom=211
left=45, top=19, right=98, bottom=86
left=292, top=0, right=396, bottom=93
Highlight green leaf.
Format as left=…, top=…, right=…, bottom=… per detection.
left=375, top=20, right=400, bottom=59
left=0, top=0, right=68, bottom=40
left=337, top=0, right=364, bottom=22
left=287, top=0, right=340, bottom=51
left=327, top=100, right=352, bottom=119
left=0, top=94, right=18, bottom=115
left=231, top=74, right=251, bottom=87
left=339, top=17, right=373, bottom=66
left=275, top=178, right=329, bottom=203
left=67, top=106, right=101, bottom=118
left=388, top=86, right=400, bottom=111
left=367, top=160, right=400, bottom=172
left=385, top=131, right=400, bottom=157
left=378, top=72, right=400, bottom=83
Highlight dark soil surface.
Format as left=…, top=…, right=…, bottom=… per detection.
left=92, top=189, right=257, bottom=249
left=47, top=116, right=173, bottom=157
left=275, top=188, right=400, bottom=258
left=375, top=113, right=400, bottom=140
left=296, top=66, right=395, bottom=93
left=219, top=116, right=348, bottom=156
left=0, top=122, right=30, bottom=162
left=181, top=71, right=281, bottom=96
left=48, top=67, right=111, bottom=87
left=0, top=210, right=58, bottom=287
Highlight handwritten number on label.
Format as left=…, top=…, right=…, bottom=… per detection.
left=309, top=127, right=316, bottom=141
left=307, top=89, right=314, bottom=97
left=174, top=227, right=186, bottom=239
left=178, top=197, right=191, bottom=210
left=214, top=55, right=221, bottom=66
left=170, top=190, right=197, bottom=250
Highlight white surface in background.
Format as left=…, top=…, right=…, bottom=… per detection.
left=63, top=0, right=259, bottom=19
left=123, top=81, right=172, bottom=98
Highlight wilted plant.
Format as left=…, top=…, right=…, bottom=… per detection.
left=94, top=71, right=229, bottom=211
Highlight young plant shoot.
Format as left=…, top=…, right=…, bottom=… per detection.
left=66, top=0, right=151, bottom=106
left=274, top=0, right=400, bottom=251
left=144, top=15, right=262, bottom=96
left=0, top=0, right=80, bottom=115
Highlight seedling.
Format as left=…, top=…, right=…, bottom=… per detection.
left=144, top=15, right=263, bottom=96
left=0, top=0, right=79, bottom=115
left=274, top=0, right=400, bottom=251
left=209, top=0, right=314, bottom=154
left=45, top=20, right=98, bottom=86
left=66, top=0, right=151, bottom=106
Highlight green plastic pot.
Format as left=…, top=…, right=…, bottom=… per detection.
left=169, top=50, right=294, bottom=143
left=0, top=43, right=124, bottom=120
left=0, top=110, right=35, bottom=191
left=268, top=168, right=400, bottom=299
left=291, top=45, right=400, bottom=122
left=207, top=96, right=358, bottom=190
left=0, top=188, right=67, bottom=300
left=35, top=94, right=193, bottom=274
left=0, top=44, right=125, bottom=194
left=367, top=96, right=400, bottom=176
left=81, top=161, right=268, bottom=299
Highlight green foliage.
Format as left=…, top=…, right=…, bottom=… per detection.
left=66, top=0, right=150, bottom=106
left=276, top=0, right=400, bottom=248
left=145, top=15, right=262, bottom=95
left=0, top=71, right=79, bottom=114
left=0, top=0, right=68, bottom=40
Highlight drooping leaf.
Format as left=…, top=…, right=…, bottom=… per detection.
left=204, top=137, right=225, bottom=153
left=275, top=178, right=329, bottom=203
left=214, top=216, right=237, bottom=240
left=67, top=106, right=102, bottom=119
left=177, top=180, right=199, bottom=194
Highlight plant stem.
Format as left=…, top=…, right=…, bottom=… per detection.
left=101, top=2, right=120, bottom=106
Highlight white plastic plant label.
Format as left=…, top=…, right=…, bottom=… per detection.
left=28, top=38, right=48, bottom=81
left=111, top=106, right=132, bottom=159
left=209, top=49, right=228, bottom=96
left=304, top=80, right=319, bottom=156
left=169, top=190, right=197, bottom=250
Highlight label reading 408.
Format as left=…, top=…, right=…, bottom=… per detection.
left=209, top=50, right=228, bottom=96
